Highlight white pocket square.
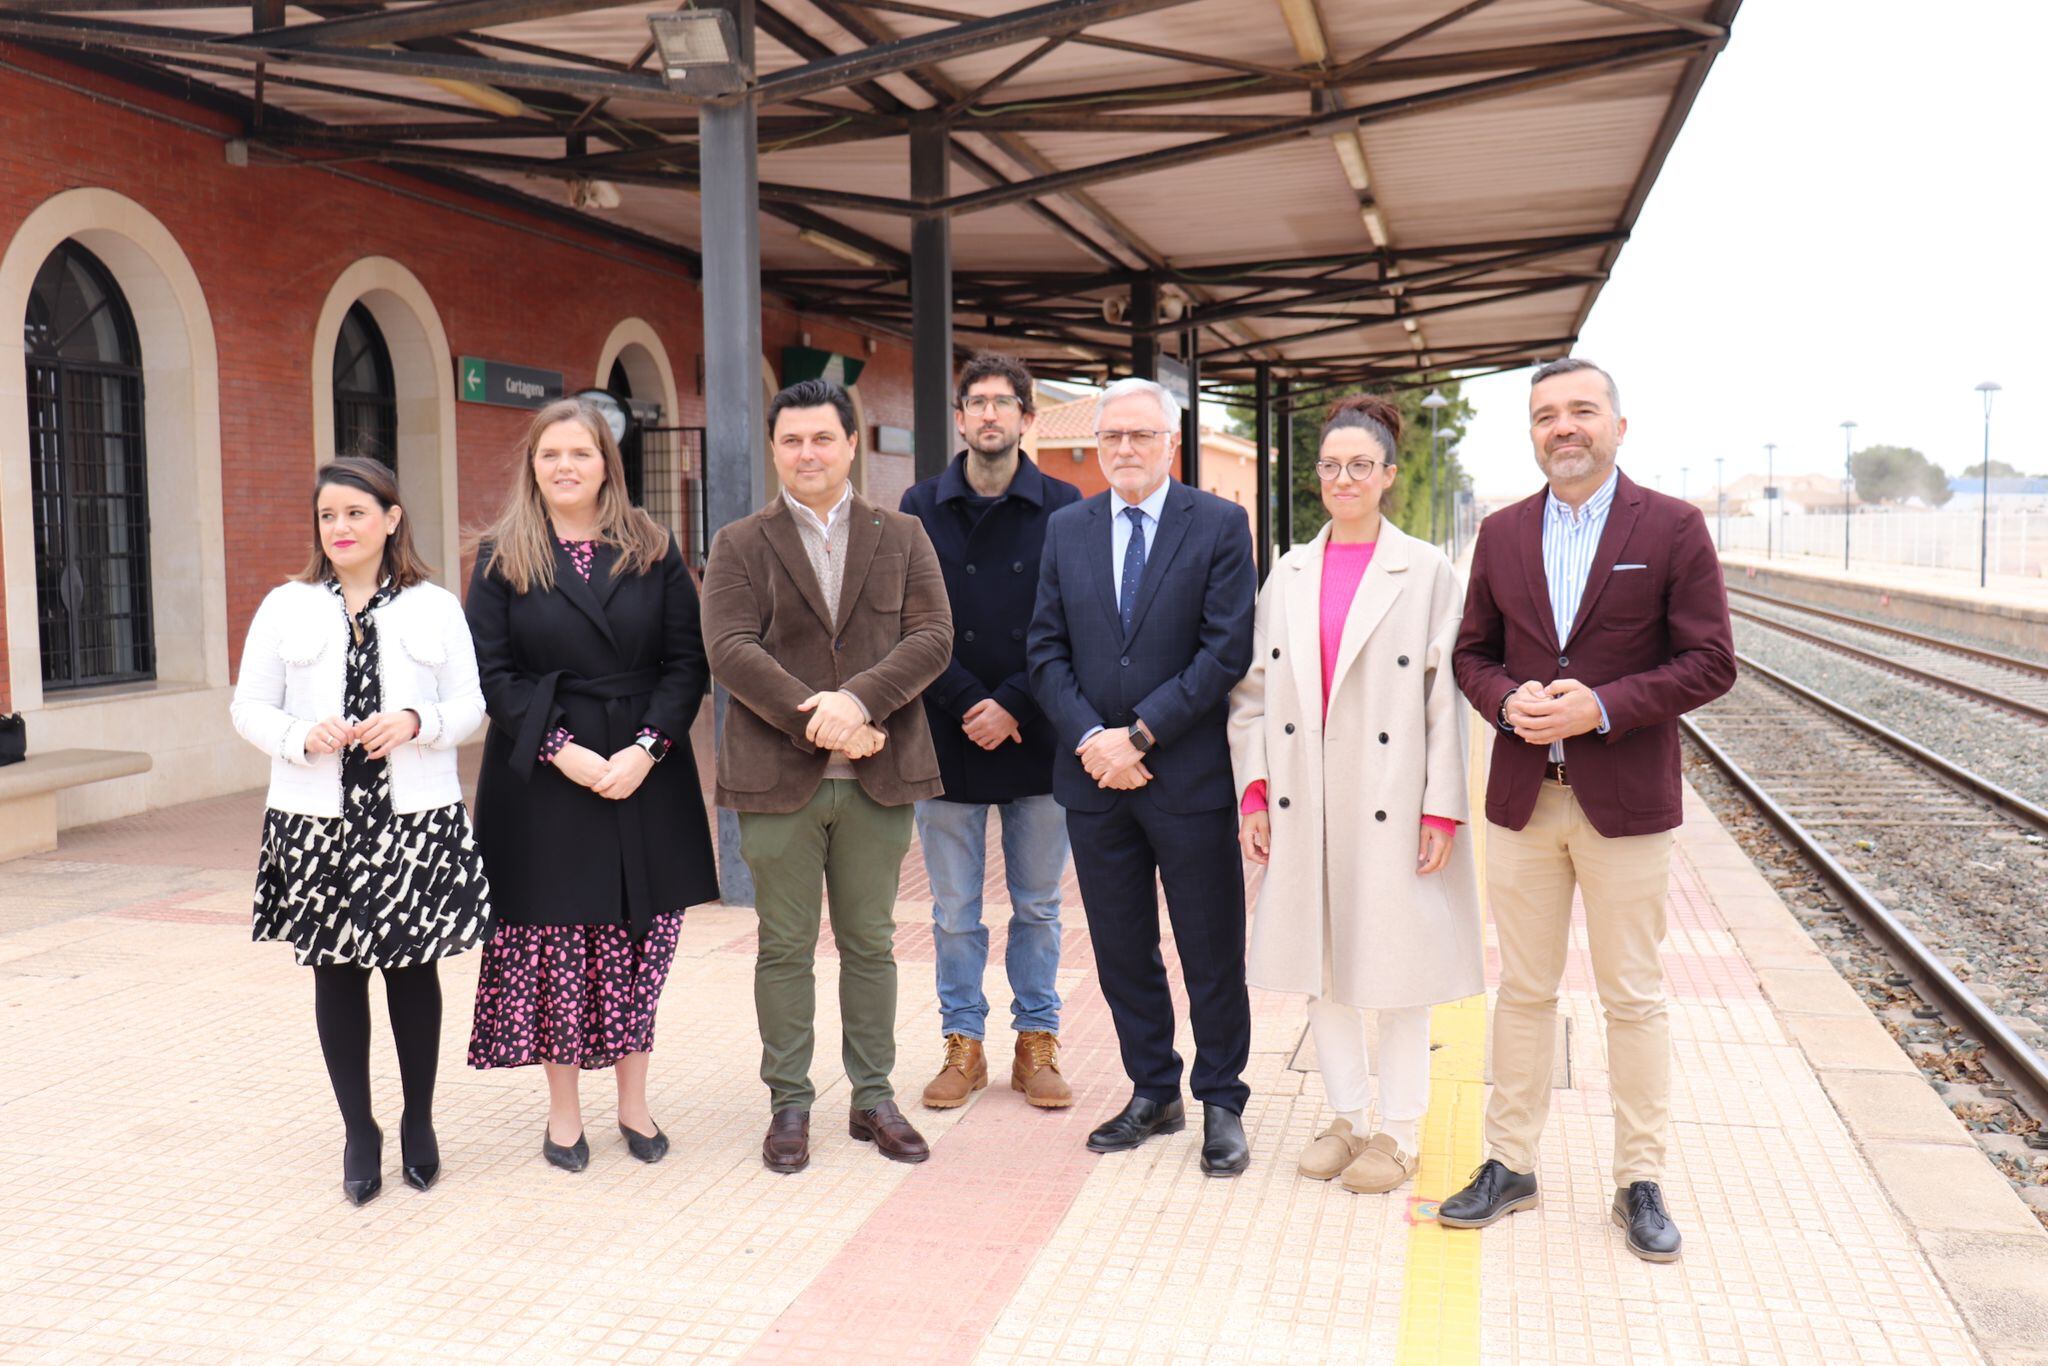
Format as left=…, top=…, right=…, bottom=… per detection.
left=1613, top=563, right=1648, bottom=571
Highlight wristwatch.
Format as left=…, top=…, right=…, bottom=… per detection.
left=633, top=734, right=665, bottom=763
left=1126, top=722, right=1154, bottom=753
left=1497, top=696, right=1515, bottom=733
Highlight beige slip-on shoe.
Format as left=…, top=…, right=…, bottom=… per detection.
left=1339, top=1132, right=1420, bottom=1194
left=1298, top=1118, right=1369, bottom=1181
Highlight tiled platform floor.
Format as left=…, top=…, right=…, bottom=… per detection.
left=0, top=758, right=2002, bottom=1364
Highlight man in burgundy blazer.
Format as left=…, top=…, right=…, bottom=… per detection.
left=1438, top=358, right=1734, bottom=1264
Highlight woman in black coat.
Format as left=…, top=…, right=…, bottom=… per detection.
left=466, top=397, right=718, bottom=1173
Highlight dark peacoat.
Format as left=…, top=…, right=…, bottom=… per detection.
left=899, top=451, right=1082, bottom=805
left=467, top=536, right=719, bottom=934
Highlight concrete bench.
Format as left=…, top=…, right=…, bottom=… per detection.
left=0, top=748, right=152, bottom=862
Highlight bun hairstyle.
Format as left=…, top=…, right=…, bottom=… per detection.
left=1319, top=393, right=1402, bottom=463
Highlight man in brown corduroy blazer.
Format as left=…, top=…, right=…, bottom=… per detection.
left=702, top=378, right=952, bottom=1175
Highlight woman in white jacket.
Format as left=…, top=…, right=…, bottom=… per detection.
left=1227, top=396, right=1482, bottom=1197
left=231, top=456, right=491, bottom=1205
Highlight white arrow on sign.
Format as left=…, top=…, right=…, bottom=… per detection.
left=465, top=364, right=483, bottom=395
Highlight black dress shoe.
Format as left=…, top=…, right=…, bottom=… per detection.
left=1612, top=1181, right=1682, bottom=1262
left=1435, top=1159, right=1538, bottom=1228
left=342, top=1124, right=382, bottom=1207
left=400, top=1112, right=439, bottom=1192
left=542, top=1126, right=590, bottom=1173
left=620, top=1122, right=670, bottom=1164
left=1086, top=1096, right=1186, bottom=1153
left=1199, top=1105, right=1249, bottom=1177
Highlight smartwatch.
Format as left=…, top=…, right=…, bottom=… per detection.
left=1126, top=722, right=1154, bottom=754
left=634, top=734, right=665, bottom=763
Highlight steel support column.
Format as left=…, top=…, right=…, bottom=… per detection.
left=1253, top=362, right=1272, bottom=581
left=1275, top=377, right=1293, bottom=554
left=1179, top=326, right=1200, bottom=489
left=911, top=117, right=954, bottom=481
left=701, top=0, right=762, bottom=906
left=1128, top=274, right=1158, bottom=379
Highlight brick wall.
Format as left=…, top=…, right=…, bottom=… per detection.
left=0, top=45, right=919, bottom=696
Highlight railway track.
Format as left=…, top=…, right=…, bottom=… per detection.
left=1684, top=656, right=2048, bottom=1123
left=1725, top=585, right=2048, bottom=722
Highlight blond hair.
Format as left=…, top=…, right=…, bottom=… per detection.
left=468, top=398, right=671, bottom=594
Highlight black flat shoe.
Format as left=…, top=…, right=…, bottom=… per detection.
left=1086, top=1096, right=1185, bottom=1153
left=620, top=1122, right=669, bottom=1164
left=542, top=1126, right=590, bottom=1173
left=1199, top=1105, right=1250, bottom=1177
left=400, top=1113, right=439, bottom=1192
left=1436, top=1159, right=1538, bottom=1229
left=342, top=1124, right=383, bottom=1207
left=1613, top=1181, right=1682, bottom=1262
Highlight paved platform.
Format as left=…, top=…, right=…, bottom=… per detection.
left=3, top=743, right=2045, bottom=1363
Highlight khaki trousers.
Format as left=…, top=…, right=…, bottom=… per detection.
left=740, top=780, right=915, bottom=1113
left=1484, top=780, right=1674, bottom=1185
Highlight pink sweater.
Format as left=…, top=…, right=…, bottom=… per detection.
left=1243, top=540, right=1456, bottom=836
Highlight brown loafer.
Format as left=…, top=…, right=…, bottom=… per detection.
left=849, top=1099, right=930, bottom=1163
left=762, top=1106, right=810, bottom=1174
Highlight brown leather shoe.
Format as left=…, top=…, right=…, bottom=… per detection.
left=762, top=1106, right=810, bottom=1174
left=849, top=1099, right=930, bottom=1163
left=921, top=1034, right=988, bottom=1109
left=1012, top=1031, right=1073, bottom=1108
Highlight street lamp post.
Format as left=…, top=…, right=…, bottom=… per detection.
left=1680, top=465, right=1689, bottom=503
left=1840, top=420, right=1857, bottom=570
left=1421, top=388, right=1449, bottom=549
left=1975, top=382, right=2001, bottom=587
left=1764, top=442, right=1776, bottom=560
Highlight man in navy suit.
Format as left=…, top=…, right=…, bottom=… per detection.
left=1027, top=376, right=1258, bottom=1175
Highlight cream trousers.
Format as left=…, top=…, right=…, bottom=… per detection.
left=1309, top=999, right=1431, bottom=1147
left=1484, top=780, right=1674, bottom=1186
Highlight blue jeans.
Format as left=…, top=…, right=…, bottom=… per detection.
left=914, top=793, right=1068, bottom=1038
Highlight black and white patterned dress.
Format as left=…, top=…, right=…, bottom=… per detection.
left=253, top=580, right=492, bottom=968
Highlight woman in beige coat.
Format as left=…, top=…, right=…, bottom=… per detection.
left=1228, top=395, right=1482, bottom=1195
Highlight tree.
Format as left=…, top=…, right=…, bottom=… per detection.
left=1851, top=444, right=1950, bottom=506
left=1958, top=458, right=2022, bottom=480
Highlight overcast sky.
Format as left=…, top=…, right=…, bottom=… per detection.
left=1454, top=0, right=2047, bottom=500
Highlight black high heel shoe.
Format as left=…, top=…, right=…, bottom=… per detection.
left=620, top=1121, right=669, bottom=1164
left=343, top=1124, right=383, bottom=1206
left=542, top=1125, right=589, bottom=1172
left=400, top=1113, right=440, bottom=1192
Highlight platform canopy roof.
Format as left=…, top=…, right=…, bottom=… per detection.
left=1, top=0, right=1739, bottom=402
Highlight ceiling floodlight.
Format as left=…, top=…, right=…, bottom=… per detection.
left=649, top=10, right=750, bottom=96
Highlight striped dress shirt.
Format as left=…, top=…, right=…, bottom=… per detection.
left=1540, top=467, right=1618, bottom=762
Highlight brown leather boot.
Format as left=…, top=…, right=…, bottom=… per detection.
left=921, top=1034, right=987, bottom=1109
left=1012, top=1031, right=1073, bottom=1108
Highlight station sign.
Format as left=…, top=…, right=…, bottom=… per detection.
left=782, top=345, right=866, bottom=388
left=459, top=356, right=564, bottom=409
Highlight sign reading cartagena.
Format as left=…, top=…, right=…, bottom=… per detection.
left=458, top=356, right=564, bottom=409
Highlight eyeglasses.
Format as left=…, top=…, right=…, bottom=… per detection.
left=1315, top=458, right=1388, bottom=482
left=959, top=395, right=1024, bottom=416
left=1096, top=429, right=1170, bottom=452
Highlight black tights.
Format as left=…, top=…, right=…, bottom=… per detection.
left=312, top=962, right=442, bottom=1174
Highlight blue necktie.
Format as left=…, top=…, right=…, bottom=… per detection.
left=1119, top=505, right=1147, bottom=635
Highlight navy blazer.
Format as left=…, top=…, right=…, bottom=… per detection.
left=1027, top=480, right=1256, bottom=814
left=901, top=451, right=1082, bottom=804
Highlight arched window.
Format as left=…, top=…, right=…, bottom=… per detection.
left=333, top=301, right=397, bottom=466
left=23, top=240, right=154, bottom=690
